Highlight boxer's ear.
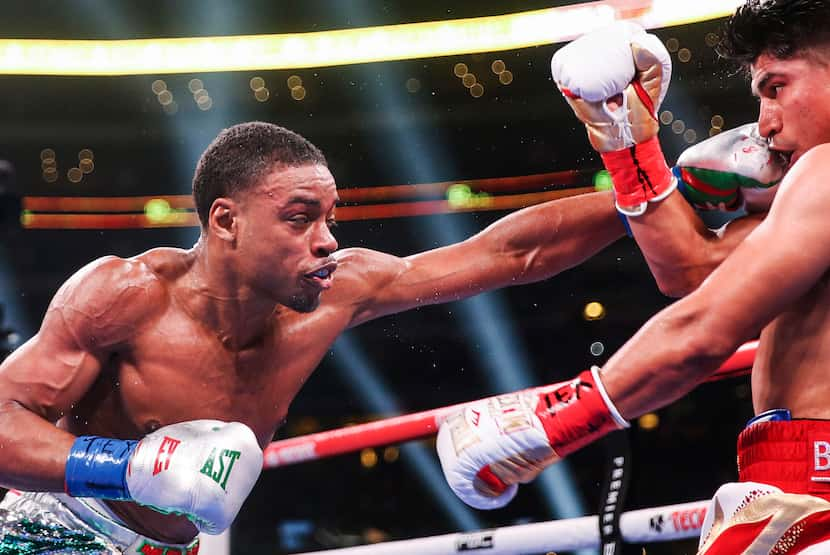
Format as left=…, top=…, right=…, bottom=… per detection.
left=209, top=197, right=237, bottom=242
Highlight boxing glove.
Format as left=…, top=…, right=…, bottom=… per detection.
left=437, top=368, right=628, bottom=509
left=552, top=21, right=675, bottom=216
left=65, top=419, right=262, bottom=534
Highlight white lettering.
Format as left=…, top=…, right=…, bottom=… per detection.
left=815, top=441, right=830, bottom=471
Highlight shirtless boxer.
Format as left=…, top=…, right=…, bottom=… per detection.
left=0, top=121, right=629, bottom=553
left=438, top=1, right=830, bottom=551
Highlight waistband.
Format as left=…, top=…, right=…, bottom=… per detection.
left=737, top=419, right=830, bottom=501
left=4, top=490, right=200, bottom=554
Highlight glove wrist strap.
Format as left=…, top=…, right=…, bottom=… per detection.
left=65, top=436, right=137, bottom=499
left=536, top=369, right=629, bottom=458
left=601, top=136, right=676, bottom=216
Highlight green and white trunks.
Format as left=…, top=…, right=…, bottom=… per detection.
left=0, top=490, right=199, bottom=554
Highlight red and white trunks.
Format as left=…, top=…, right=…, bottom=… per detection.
left=698, top=420, right=830, bottom=554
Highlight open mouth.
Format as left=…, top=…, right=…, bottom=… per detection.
left=769, top=149, right=793, bottom=173
left=303, top=261, right=338, bottom=289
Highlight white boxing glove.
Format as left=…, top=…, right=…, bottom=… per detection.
left=437, top=393, right=549, bottom=510
left=437, top=369, right=627, bottom=510
left=66, top=420, right=263, bottom=535
left=552, top=21, right=675, bottom=215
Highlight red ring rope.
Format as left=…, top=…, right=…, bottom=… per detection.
left=264, top=340, right=758, bottom=468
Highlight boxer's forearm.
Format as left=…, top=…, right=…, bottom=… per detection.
left=629, top=193, right=766, bottom=297
left=0, top=399, right=74, bottom=491
left=479, top=190, right=624, bottom=286
left=599, top=298, right=739, bottom=419
left=628, top=193, right=721, bottom=297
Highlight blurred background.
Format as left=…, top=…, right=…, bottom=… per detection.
left=0, top=1, right=759, bottom=553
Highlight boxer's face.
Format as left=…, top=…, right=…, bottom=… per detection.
left=234, top=163, right=339, bottom=312
left=752, top=49, right=830, bottom=171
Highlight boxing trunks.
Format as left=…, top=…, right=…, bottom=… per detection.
left=698, top=411, right=830, bottom=554
left=0, top=490, right=199, bottom=554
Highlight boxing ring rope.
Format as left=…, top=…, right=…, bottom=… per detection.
left=264, top=340, right=757, bottom=468
left=273, top=343, right=755, bottom=555
left=294, top=499, right=709, bottom=554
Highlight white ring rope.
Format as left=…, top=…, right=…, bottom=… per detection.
left=294, top=499, right=709, bottom=554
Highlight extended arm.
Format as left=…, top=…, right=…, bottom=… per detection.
left=552, top=23, right=783, bottom=297
left=603, top=144, right=830, bottom=418
left=337, top=190, right=624, bottom=327
left=438, top=145, right=830, bottom=508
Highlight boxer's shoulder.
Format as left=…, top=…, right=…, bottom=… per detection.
left=50, top=255, right=169, bottom=348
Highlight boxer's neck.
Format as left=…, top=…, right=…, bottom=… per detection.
left=177, top=239, right=279, bottom=350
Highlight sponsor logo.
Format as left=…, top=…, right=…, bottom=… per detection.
left=455, top=531, right=494, bottom=551
left=814, top=440, right=830, bottom=471
left=199, top=448, right=242, bottom=490
left=491, top=395, right=532, bottom=435
left=449, top=412, right=480, bottom=455
left=600, top=457, right=625, bottom=537
left=469, top=409, right=481, bottom=427
left=648, top=507, right=706, bottom=534
left=670, top=507, right=706, bottom=532
left=152, top=436, right=181, bottom=476
left=547, top=377, right=593, bottom=412
left=649, top=514, right=665, bottom=533
left=268, top=443, right=316, bottom=466
left=136, top=539, right=199, bottom=554
left=808, top=433, right=830, bottom=492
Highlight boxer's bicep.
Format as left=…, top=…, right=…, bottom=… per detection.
left=0, top=256, right=163, bottom=421
left=0, top=310, right=104, bottom=422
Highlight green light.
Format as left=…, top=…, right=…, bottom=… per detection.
left=144, top=198, right=172, bottom=223
left=446, top=184, right=493, bottom=210
left=593, top=170, right=613, bottom=191
left=447, top=184, right=472, bottom=208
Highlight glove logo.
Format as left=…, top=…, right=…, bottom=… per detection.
left=469, top=409, right=481, bottom=427
left=152, top=436, right=181, bottom=476
left=549, top=378, right=593, bottom=410
left=449, top=412, right=480, bottom=455
left=199, top=447, right=242, bottom=490
left=491, top=395, right=532, bottom=435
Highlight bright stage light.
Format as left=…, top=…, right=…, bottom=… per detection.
left=0, top=1, right=743, bottom=75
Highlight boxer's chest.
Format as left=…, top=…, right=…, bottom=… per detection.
left=75, top=303, right=347, bottom=446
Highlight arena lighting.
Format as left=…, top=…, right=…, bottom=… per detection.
left=20, top=190, right=594, bottom=229
left=331, top=335, right=482, bottom=531
left=0, top=0, right=742, bottom=75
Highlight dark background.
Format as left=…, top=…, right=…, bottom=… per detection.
left=0, top=2, right=760, bottom=554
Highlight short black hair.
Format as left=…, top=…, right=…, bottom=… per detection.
left=718, top=0, right=830, bottom=68
left=192, top=122, right=328, bottom=227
